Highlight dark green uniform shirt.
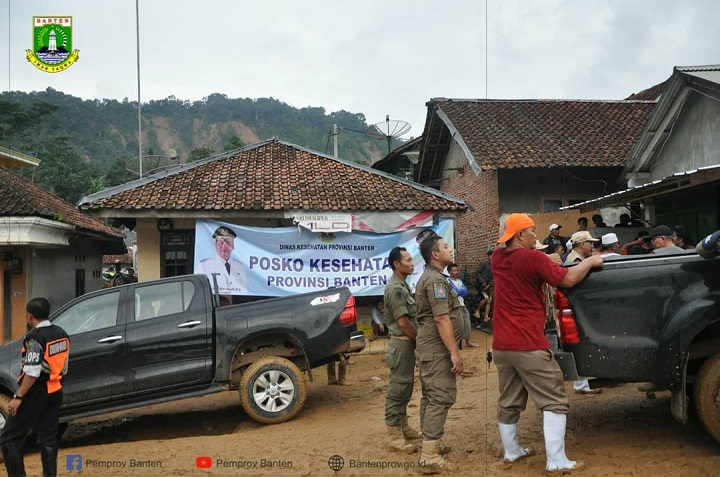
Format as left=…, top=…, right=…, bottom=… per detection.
left=415, top=264, right=463, bottom=349
left=383, top=273, right=418, bottom=337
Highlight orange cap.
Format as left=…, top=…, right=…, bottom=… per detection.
left=497, top=213, right=535, bottom=243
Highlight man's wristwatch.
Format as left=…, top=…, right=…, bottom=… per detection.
left=12, top=393, right=22, bottom=400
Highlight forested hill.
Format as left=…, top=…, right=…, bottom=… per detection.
left=0, top=88, right=405, bottom=187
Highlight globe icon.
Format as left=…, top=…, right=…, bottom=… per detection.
left=327, top=454, right=345, bottom=471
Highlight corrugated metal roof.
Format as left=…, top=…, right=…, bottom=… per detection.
left=562, top=164, right=720, bottom=210
left=0, top=146, right=40, bottom=168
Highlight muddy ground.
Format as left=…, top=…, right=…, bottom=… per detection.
left=19, top=330, right=720, bottom=476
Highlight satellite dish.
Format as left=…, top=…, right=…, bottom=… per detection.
left=366, top=115, right=411, bottom=154
left=125, top=152, right=181, bottom=177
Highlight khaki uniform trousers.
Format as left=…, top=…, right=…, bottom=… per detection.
left=494, top=349, right=569, bottom=424
left=417, top=345, right=457, bottom=440
left=384, top=337, right=417, bottom=426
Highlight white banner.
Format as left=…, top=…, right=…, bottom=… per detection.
left=287, top=212, right=353, bottom=233
left=283, top=210, right=435, bottom=233
left=193, top=218, right=454, bottom=296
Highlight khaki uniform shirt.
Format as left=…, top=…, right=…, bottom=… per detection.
left=384, top=273, right=418, bottom=337
left=564, top=250, right=584, bottom=264
left=415, top=265, right=463, bottom=349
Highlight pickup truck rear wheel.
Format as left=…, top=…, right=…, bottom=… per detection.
left=239, top=356, right=307, bottom=424
left=694, top=352, right=720, bottom=443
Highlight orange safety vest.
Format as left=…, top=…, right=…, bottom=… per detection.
left=19, top=324, right=70, bottom=395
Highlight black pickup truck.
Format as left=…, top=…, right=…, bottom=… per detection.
left=550, top=251, right=720, bottom=443
left=0, top=274, right=365, bottom=430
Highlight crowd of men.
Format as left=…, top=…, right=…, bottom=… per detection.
left=374, top=217, right=586, bottom=474
left=3, top=214, right=707, bottom=476
left=375, top=212, right=701, bottom=475
left=543, top=216, right=694, bottom=259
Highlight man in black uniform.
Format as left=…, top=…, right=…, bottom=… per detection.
left=1, top=297, right=70, bottom=477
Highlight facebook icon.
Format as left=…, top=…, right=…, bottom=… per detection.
left=66, top=454, right=83, bottom=471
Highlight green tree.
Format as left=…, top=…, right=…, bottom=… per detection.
left=31, top=137, right=99, bottom=204
left=1, top=89, right=394, bottom=176
left=105, top=157, right=136, bottom=186
left=223, top=135, right=246, bottom=151
left=0, top=100, right=57, bottom=144
left=188, top=147, right=215, bottom=162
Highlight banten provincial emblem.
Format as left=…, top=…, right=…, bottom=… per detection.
left=26, top=16, right=80, bottom=73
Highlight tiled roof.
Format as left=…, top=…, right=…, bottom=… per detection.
left=625, top=80, right=669, bottom=100
left=0, top=166, right=124, bottom=238
left=79, top=139, right=466, bottom=213
left=418, top=99, right=656, bottom=183
left=103, top=248, right=134, bottom=265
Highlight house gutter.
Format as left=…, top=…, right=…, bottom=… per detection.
left=0, top=217, right=74, bottom=246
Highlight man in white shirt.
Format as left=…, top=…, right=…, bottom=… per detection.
left=599, top=233, right=621, bottom=258
left=196, top=226, right=247, bottom=295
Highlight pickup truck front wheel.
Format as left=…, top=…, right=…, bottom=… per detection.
left=239, top=356, right=307, bottom=424
left=694, top=352, right=720, bottom=443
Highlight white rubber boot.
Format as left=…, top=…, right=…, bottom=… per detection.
left=543, top=411, right=585, bottom=474
left=573, top=378, right=600, bottom=394
left=499, top=422, right=533, bottom=462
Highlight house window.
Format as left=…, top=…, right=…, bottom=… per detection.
left=160, top=231, right=194, bottom=278
left=543, top=200, right=563, bottom=212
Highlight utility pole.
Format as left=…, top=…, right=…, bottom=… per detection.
left=332, top=124, right=339, bottom=158
left=136, top=0, right=143, bottom=178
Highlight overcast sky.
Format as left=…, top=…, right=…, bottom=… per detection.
left=3, top=1, right=719, bottom=139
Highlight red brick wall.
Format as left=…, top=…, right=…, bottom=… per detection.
left=442, top=165, right=499, bottom=277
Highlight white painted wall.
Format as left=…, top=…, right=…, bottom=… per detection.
left=27, top=240, right=105, bottom=312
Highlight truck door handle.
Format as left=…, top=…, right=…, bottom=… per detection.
left=178, top=320, right=202, bottom=329
left=97, top=335, right=123, bottom=343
